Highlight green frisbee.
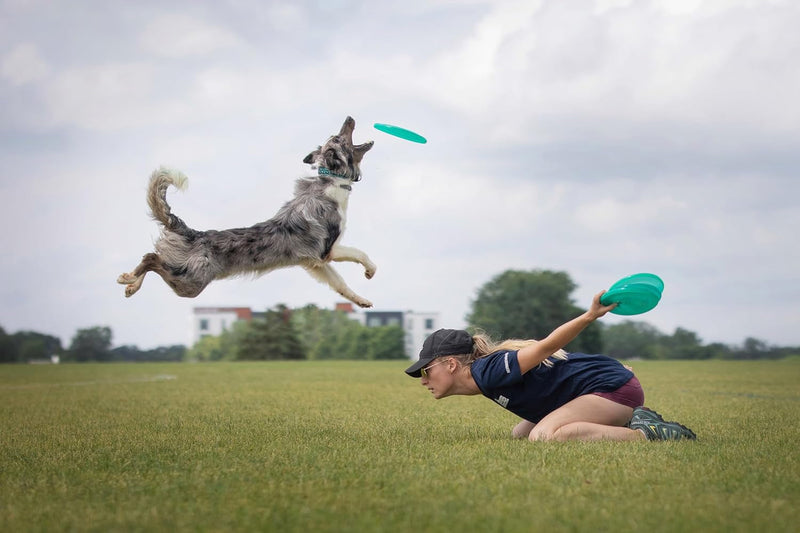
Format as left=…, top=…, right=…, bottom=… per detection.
left=608, top=272, right=664, bottom=293
left=601, top=273, right=664, bottom=316
left=373, top=123, right=427, bottom=144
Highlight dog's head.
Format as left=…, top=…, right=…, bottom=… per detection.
left=303, top=116, right=374, bottom=182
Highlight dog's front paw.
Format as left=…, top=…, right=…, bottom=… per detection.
left=364, top=263, right=377, bottom=280
left=355, top=298, right=373, bottom=308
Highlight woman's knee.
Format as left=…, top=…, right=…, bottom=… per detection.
left=528, top=424, right=558, bottom=442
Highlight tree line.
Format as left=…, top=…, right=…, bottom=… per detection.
left=0, top=304, right=407, bottom=363
left=466, top=270, right=797, bottom=360
left=187, top=304, right=406, bottom=361
left=2, top=269, right=796, bottom=363
left=0, top=325, right=186, bottom=363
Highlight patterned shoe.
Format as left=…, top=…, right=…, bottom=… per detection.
left=628, top=406, right=666, bottom=426
left=630, top=417, right=697, bottom=441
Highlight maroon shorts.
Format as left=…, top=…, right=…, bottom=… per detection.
left=592, top=376, right=644, bottom=408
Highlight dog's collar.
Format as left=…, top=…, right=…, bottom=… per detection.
left=318, top=167, right=348, bottom=179
left=315, top=166, right=352, bottom=190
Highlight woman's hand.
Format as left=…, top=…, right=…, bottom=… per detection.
left=587, top=290, right=618, bottom=320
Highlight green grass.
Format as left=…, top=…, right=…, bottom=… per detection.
left=1, top=360, right=799, bottom=532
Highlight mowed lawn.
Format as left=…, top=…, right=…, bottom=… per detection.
left=1, top=359, right=798, bottom=532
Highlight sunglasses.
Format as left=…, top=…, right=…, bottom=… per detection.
left=420, top=359, right=449, bottom=379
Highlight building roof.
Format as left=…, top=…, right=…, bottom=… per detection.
left=193, top=307, right=253, bottom=321
left=334, top=302, right=356, bottom=313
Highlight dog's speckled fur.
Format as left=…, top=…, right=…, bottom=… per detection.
left=117, top=116, right=376, bottom=307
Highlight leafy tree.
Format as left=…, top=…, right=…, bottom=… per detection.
left=0, top=326, right=18, bottom=363
left=187, top=322, right=243, bottom=361
left=109, top=344, right=139, bottom=362
left=19, top=338, right=48, bottom=360
left=661, top=327, right=709, bottom=360
left=292, top=305, right=359, bottom=359
left=111, top=344, right=186, bottom=362
left=367, top=325, right=406, bottom=360
left=292, top=304, right=333, bottom=351
left=10, top=331, right=62, bottom=362
left=236, top=304, right=305, bottom=360
left=603, top=320, right=665, bottom=359
left=294, top=305, right=354, bottom=359
left=466, top=269, right=603, bottom=353
left=705, top=342, right=733, bottom=359
left=290, top=306, right=407, bottom=360
left=327, top=320, right=368, bottom=359
left=66, top=326, right=112, bottom=362
left=763, top=344, right=800, bottom=360
left=145, top=345, right=186, bottom=362
left=743, top=337, right=770, bottom=358
left=189, top=335, right=227, bottom=362
left=729, top=337, right=772, bottom=360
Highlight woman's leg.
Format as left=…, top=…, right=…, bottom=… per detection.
left=528, top=395, right=645, bottom=442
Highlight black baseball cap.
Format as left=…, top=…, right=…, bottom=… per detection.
left=405, top=328, right=474, bottom=378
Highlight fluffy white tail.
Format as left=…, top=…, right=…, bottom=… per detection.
left=147, top=166, right=189, bottom=226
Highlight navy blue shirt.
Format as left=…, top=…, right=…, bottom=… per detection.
left=470, top=351, right=634, bottom=423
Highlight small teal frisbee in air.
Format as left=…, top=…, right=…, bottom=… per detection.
left=601, top=273, right=664, bottom=316
left=373, top=123, right=427, bottom=144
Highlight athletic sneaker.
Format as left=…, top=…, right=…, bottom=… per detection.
left=629, top=416, right=697, bottom=441
left=628, top=406, right=666, bottom=426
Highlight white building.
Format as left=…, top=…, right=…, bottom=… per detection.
left=191, top=303, right=440, bottom=359
left=333, top=303, right=440, bottom=358
left=403, top=311, right=440, bottom=360
left=192, top=307, right=254, bottom=343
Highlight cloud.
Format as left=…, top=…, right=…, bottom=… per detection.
left=400, top=0, right=800, bottom=150
left=38, top=63, right=164, bottom=130
left=139, top=14, right=243, bottom=58
left=1, top=43, right=49, bottom=85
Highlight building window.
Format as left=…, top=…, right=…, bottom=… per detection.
left=199, top=319, right=209, bottom=331
left=425, top=318, right=434, bottom=330
left=367, top=317, right=382, bottom=327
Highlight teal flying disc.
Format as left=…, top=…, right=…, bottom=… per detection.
left=373, top=123, right=427, bottom=144
left=601, top=273, right=664, bottom=316
left=608, top=272, right=664, bottom=293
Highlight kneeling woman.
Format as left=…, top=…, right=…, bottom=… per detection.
left=405, top=291, right=696, bottom=442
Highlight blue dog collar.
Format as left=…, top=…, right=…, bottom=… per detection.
left=318, top=167, right=348, bottom=179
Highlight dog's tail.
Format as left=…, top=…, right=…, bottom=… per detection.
left=147, top=166, right=190, bottom=231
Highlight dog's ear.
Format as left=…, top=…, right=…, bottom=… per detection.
left=303, top=147, right=321, bottom=164
left=353, top=141, right=374, bottom=163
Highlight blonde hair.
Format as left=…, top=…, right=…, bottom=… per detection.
left=448, top=331, right=568, bottom=369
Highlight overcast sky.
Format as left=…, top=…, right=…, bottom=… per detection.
left=1, top=0, right=798, bottom=351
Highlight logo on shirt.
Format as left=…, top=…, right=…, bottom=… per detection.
left=494, top=395, right=509, bottom=408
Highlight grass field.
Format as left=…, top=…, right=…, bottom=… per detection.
left=1, top=359, right=799, bottom=532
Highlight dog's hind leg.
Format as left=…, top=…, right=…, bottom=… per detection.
left=118, top=253, right=210, bottom=298
left=328, top=245, right=377, bottom=280
left=117, top=253, right=166, bottom=297
left=117, top=272, right=146, bottom=297
left=304, top=263, right=373, bottom=308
